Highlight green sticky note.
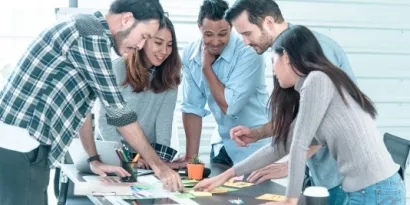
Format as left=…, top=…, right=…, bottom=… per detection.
left=226, top=187, right=239, bottom=192
left=132, top=183, right=153, bottom=190
left=174, top=193, right=195, bottom=199
left=182, top=179, right=198, bottom=184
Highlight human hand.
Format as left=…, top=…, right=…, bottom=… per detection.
left=230, top=125, right=259, bottom=147
left=247, top=163, right=288, bottom=184
left=156, top=165, right=184, bottom=192
left=168, top=155, right=189, bottom=169
left=90, top=161, right=130, bottom=177
left=194, top=169, right=233, bottom=191
left=172, top=155, right=188, bottom=163
left=165, top=161, right=187, bottom=170
left=201, top=44, right=216, bottom=68
left=136, top=158, right=150, bottom=169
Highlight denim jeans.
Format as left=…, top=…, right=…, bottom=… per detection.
left=348, top=173, right=406, bottom=205
left=210, top=145, right=233, bottom=167
left=0, top=146, right=50, bottom=205
left=328, top=185, right=348, bottom=205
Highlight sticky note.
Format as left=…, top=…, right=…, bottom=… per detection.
left=189, top=191, right=212, bottom=197
left=224, top=181, right=253, bottom=188
left=228, top=175, right=244, bottom=182
left=210, top=187, right=239, bottom=194
left=174, top=193, right=195, bottom=199
left=256, top=194, right=286, bottom=201
left=182, top=179, right=198, bottom=184
left=132, top=183, right=153, bottom=190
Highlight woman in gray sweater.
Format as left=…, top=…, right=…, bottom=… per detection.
left=194, top=25, right=405, bottom=205
left=95, top=17, right=181, bottom=168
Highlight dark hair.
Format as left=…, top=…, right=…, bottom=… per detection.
left=270, top=25, right=377, bottom=146
left=224, top=0, right=284, bottom=27
left=123, top=17, right=181, bottom=93
left=198, top=0, right=230, bottom=25
left=109, top=0, right=165, bottom=26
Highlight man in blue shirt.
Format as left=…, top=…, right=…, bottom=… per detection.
left=177, top=0, right=271, bottom=166
left=224, top=0, right=357, bottom=204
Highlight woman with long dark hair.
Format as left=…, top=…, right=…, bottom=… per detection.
left=94, top=16, right=182, bottom=169
left=194, top=25, right=405, bottom=205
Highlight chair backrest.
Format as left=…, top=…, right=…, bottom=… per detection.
left=383, top=132, right=410, bottom=179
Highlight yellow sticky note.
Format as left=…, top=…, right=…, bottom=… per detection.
left=256, top=194, right=286, bottom=201
left=224, top=181, right=253, bottom=188
left=189, top=191, right=212, bottom=197
left=210, top=187, right=229, bottom=194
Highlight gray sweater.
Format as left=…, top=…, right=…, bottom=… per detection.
left=234, top=71, right=399, bottom=197
left=94, top=58, right=178, bottom=147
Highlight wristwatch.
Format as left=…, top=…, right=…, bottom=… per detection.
left=87, top=155, right=101, bottom=163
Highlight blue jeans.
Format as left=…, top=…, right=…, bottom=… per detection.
left=328, top=185, right=348, bottom=205
left=348, top=173, right=406, bottom=205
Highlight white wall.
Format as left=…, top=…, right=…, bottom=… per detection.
left=56, top=0, right=410, bottom=158
left=158, top=0, right=410, bottom=156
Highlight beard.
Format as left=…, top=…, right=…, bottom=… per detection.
left=112, top=22, right=138, bottom=56
left=250, top=30, right=274, bottom=55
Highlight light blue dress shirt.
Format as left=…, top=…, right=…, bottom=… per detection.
left=287, top=23, right=356, bottom=190
left=181, top=33, right=271, bottom=164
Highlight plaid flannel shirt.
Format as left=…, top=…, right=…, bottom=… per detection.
left=0, top=11, right=137, bottom=168
left=121, top=140, right=177, bottom=162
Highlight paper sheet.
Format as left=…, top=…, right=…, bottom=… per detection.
left=223, top=181, right=253, bottom=188
left=256, top=194, right=286, bottom=201
left=270, top=177, right=288, bottom=187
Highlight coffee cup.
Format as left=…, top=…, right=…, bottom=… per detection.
left=303, top=186, right=329, bottom=205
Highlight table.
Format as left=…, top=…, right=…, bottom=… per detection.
left=60, top=163, right=306, bottom=205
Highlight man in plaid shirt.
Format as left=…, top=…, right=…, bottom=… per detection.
left=0, top=1, right=183, bottom=204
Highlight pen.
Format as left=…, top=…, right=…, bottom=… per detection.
left=115, top=149, right=125, bottom=161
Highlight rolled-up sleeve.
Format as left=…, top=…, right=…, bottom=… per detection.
left=180, top=47, right=210, bottom=117
left=224, top=48, right=264, bottom=118
left=73, top=36, right=137, bottom=127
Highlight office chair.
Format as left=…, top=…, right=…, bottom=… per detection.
left=383, top=132, right=410, bottom=180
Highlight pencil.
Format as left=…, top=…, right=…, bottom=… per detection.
left=115, top=149, right=125, bottom=161
left=131, top=153, right=140, bottom=163
left=119, top=149, right=130, bottom=162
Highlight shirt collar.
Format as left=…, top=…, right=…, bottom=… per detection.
left=93, top=11, right=114, bottom=46
left=189, top=33, right=238, bottom=64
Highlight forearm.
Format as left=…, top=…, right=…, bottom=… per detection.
left=252, top=121, right=275, bottom=140
left=202, top=66, right=227, bottom=113
left=118, top=122, right=164, bottom=173
left=79, top=113, right=98, bottom=157
left=306, top=145, right=322, bottom=159
left=183, top=113, right=202, bottom=159
left=233, top=143, right=285, bottom=176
